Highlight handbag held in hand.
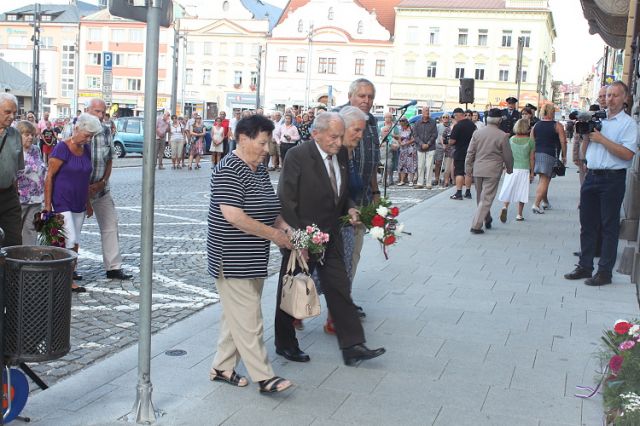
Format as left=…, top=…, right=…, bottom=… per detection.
left=280, top=250, right=321, bottom=320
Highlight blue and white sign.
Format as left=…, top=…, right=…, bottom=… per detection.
left=103, top=51, right=113, bottom=71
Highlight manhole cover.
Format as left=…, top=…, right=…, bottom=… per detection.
left=165, top=349, right=187, bottom=356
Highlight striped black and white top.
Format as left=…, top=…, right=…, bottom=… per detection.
left=207, top=152, right=280, bottom=279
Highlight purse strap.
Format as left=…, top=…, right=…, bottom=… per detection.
left=287, top=249, right=311, bottom=275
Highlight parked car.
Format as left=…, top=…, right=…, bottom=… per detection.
left=113, top=117, right=172, bottom=158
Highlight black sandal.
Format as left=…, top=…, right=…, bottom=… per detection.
left=258, top=376, right=292, bottom=393
left=209, top=369, right=248, bottom=387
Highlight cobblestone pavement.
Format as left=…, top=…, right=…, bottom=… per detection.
left=26, top=155, right=446, bottom=388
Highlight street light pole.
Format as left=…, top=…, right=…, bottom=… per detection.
left=255, top=44, right=262, bottom=110
left=31, top=3, right=41, bottom=116
left=304, top=23, right=313, bottom=109
left=170, top=18, right=179, bottom=114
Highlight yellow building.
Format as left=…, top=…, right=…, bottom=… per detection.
left=391, top=0, right=556, bottom=111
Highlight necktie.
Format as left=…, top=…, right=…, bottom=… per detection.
left=326, top=155, right=339, bottom=203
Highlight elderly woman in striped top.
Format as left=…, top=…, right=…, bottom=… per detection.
left=206, top=114, right=294, bottom=394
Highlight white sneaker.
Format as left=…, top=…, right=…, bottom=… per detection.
left=532, top=205, right=544, bottom=214
left=408, top=182, right=414, bottom=187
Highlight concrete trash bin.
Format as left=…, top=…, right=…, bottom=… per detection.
left=2, top=246, right=77, bottom=363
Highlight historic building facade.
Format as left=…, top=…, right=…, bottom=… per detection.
left=391, top=0, right=556, bottom=111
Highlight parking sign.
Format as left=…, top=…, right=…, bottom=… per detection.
left=103, top=51, right=113, bottom=71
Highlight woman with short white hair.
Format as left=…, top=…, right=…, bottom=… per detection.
left=44, top=113, right=102, bottom=293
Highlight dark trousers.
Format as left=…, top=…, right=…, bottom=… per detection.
left=274, top=245, right=365, bottom=351
left=279, top=143, right=296, bottom=164
left=578, top=169, right=626, bottom=275
left=0, top=188, right=23, bottom=247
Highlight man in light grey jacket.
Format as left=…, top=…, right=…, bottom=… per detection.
left=465, top=108, right=514, bottom=234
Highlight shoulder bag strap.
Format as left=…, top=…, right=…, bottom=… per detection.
left=296, top=251, right=310, bottom=274
left=0, top=130, right=10, bottom=156
left=287, top=250, right=298, bottom=274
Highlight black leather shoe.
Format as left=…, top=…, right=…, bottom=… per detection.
left=585, top=272, right=612, bottom=286
left=464, top=191, right=472, bottom=199
left=343, top=344, right=386, bottom=366
left=276, top=347, right=310, bottom=363
left=355, top=305, right=366, bottom=319
left=564, top=265, right=592, bottom=280
left=73, top=272, right=83, bottom=281
left=573, top=251, right=581, bottom=257
left=71, top=286, right=87, bottom=293
left=485, top=218, right=492, bottom=229
left=470, top=228, right=484, bottom=234
left=106, top=269, right=133, bottom=280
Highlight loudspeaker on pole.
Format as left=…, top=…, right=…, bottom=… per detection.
left=459, top=78, right=475, bottom=104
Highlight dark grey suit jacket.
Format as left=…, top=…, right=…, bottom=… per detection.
left=278, top=141, right=355, bottom=237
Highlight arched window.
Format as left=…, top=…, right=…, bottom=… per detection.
left=298, top=19, right=303, bottom=33
left=328, top=7, right=334, bottom=20
left=222, top=1, right=229, bottom=11
left=357, top=20, right=363, bottom=34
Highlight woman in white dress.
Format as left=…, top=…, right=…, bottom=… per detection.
left=209, top=117, right=225, bottom=166
left=498, top=118, right=535, bottom=222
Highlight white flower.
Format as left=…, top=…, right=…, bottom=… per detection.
left=629, top=324, right=640, bottom=336
left=394, top=223, right=405, bottom=236
left=370, top=226, right=385, bottom=240
left=376, top=205, right=389, bottom=217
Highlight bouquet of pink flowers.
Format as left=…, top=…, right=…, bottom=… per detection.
left=289, top=224, right=330, bottom=256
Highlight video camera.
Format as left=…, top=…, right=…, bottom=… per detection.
left=575, top=110, right=606, bottom=135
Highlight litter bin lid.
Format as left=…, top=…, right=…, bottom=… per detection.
left=3, top=246, right=77, bottom=265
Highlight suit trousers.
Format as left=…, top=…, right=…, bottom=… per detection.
left=417, top=150, right=435, bottom=186
left=472, top=176, right=500, bottom=230
left=0, top=189, right=22, bottom=247
left=212, top=274, right=274, bottom=382
left=578, top=170, right=626, bottom=274
left=92, top=192, right=123, bottom=271
left=350, top=224, right=365, bottom=282
left=275, top=247, right=365, bottom=350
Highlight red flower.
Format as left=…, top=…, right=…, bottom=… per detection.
left=384, top=235, right=396, bottom=245
left=371, top=215, right=385, bottom=227
left=609, top=354, right=624, bottom=373
left=614, top=321, right=632, bottom=335
left=389, top=207, right=399, bottom=217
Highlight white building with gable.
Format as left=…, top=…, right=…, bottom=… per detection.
left=264, top=0, right=400, bottom=113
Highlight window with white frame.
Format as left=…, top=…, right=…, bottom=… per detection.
left=128, top=54, right=142, bottom=66
left=89, top=52, right=101, bottom=65
left=502, top=30, right=512, bottom=47
left=111, top=29, right=126, bottom=42
left=234, top=71, right=242, bottom=85
left=428, top=27, right=439, bottom=45
left=455, top=64, right=465, bottom=79
left=296, top=56, right=305, bottom=73
left=520, top=68, right=528, bottom=82
left=40, top=37, right=53, bottom=48
left=404, top=59, right=415, bottom=77
left=185, top=68, right=193, bottom=85
left=113, top=78, right=124, bottom=90
left=127, top=78, right=141, bottom=91
left=250, top=71, right=258, bottom=86
left=129, top=29, right=144, bottom=42
left=499, top=68, right=509, bottom=81
left=354, top=58, right=364, bottom=75
left=113, top=53, right=123, bottom=66
left=203, top=69, right=211, bottom=85
left=297, top=20, right=303, bottom=33
left=458, top=28, right=468, bottom=46
left=87, top=76, right=101, bottom=89
left=328, top=7, right=334, bottom=20
left=187, top=42, right=195, bottom=55
left=203, top=42, right=212, bottom=55
left=318, top=57, right=327, bottom=73
left=88, top=28, right=101, bottom=41
left=478, top=29, right=488, bottom=46
left=357, top=21, right=363, bottom=34
left=278, top=56, right=287, bottom=72
left=375, top=59, right=385, bottom=76
left=61, top=78, right=73, bottom=98
left=427, top=61, right=437, bottom=78
left=520, top=31, right=531, bottom=48
left=474, top=64, right=485, bottom=80
left=327, top=58, right=336, bottom=74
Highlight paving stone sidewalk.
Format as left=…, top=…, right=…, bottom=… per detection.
left=23, top=161, right=639, bottom=425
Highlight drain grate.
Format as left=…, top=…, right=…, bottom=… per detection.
left=164, top=349, right=187, bottom=357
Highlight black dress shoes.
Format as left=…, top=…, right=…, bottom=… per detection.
left=342, top=344, right=386, bottom=366
left=355, top=305, right=366, bottom=318
left=584, top=272, right=612, bottom=286
left=73, top=271, right=83, bottom=281
left=470, top=228, right=484, bottom=234
left=276, top=347, right=310, bottom=363
left=564, top=265, right=592, bottom=280
left=106, top=269, right=133, bottom=280
left=485, top=218, right=492, bottom=229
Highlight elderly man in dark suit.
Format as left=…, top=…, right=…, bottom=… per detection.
left=275, top=112, right=385, bottom=366
left=466, top=108, right=514, bottom=234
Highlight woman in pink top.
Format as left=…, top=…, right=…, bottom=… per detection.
left=277, top=113, right=300, bottom=161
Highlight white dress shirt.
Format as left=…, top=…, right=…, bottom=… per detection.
left=314, top=142, right=341, bottom=196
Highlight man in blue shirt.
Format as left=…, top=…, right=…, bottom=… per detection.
left=565, top=81, right=638, bottom=286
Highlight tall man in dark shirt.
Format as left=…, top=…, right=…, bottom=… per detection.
left=449, top=107, right=476, bottom=200
left=413, top=106, right=438, bottom=189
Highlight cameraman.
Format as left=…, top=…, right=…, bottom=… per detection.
left=571, top=105, right=600, bottom=186
left=565, top=81, right=637, bottom=286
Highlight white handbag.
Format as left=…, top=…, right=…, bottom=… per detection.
left=280, top=250, right=321, bottom=320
